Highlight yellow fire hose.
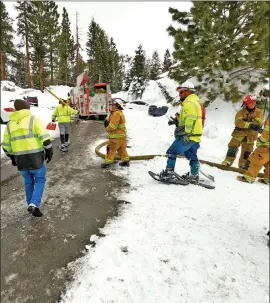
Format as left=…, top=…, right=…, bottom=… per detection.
left=44, top=87, right=69, bottom=106
left=95, top=140, right=266, bottom=178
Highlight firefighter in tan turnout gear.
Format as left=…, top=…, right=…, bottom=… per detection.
left=222, top=95, right=264, bottom=169
left=101, top=99, right=130, bottom=168
left=237, top=116, right=270, bottom=184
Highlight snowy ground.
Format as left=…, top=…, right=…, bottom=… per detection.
left=60, top=99, right=269, bottom=302
left=1, top=81, right=71, bottom=158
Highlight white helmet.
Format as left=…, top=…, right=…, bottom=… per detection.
left=113, top=99, right=124, bottom=109
left=179, top=81, right=195, bottom=91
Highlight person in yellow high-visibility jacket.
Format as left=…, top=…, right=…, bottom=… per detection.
left=52, top=100, right=78, bottom=152
left=2, top=99, right=53, bottom=217
left=160, top=81, right=203, bottom=184
left=101, top=99, right=129, bottom=168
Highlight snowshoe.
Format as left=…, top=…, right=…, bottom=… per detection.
left=148, top=170, right=189, bottom=186
left=119, top=161, right=130, bottom=167
left=174, top=172, right=215, bottom=189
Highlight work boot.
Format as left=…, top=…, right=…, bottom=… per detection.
left=59, top=144, right=68, bottom=152
left=258, top=178, right=269, bottom=185
left=237, top=176, right=254, bottom=183
left=222, top=160, right=232, bottom=167
left=101, top=163, right=111, bottom=169
left=27, top=204, right=43, bottom=217
left=119, top=161, right=130, bottom=167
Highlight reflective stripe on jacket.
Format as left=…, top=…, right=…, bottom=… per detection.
left=177, top=94, right=203, bottom=143
left=52, top=104, right=78, bottom=123
left=106, top=110, right=127, bottom=139
left=2, top=109, right=50, bottom=170
left=257, top=117, right=270, bottom=148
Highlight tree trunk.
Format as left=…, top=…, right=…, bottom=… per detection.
left=65, top=64, right=68, bottom=85
left=40, top=60, right=44, bottom=92
left=50, top=49, right=53, bottom=85
left=25, top=36, right=32, bottom=88
left=0, top=51, right=7, bottom=80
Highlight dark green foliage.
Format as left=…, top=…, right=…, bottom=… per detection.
left=168, top=1, right=269, bottom=103
left=163, top=49, right=173, bottom=72
left=149, top=50, right=162, bottom=80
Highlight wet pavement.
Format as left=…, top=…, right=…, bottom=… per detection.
left=1, top=121, right=130, bottom=303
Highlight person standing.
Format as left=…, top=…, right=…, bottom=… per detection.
left=101, top=99, right=130, bottom=168
left=160, top=81, right=203, bottom=184
left=222, top=95, right=264, bottom=169
left=2, top=99, right=53, bottom=217
left=52, top=99, right=78, bottom=152
left=237, top=116, right=269, bottom=184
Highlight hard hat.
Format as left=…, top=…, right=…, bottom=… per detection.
left=243, top=95, right=257, bottom=105
left=113, top=99, right=124, bottom=109
left=177, top=81, right=195, bottom=92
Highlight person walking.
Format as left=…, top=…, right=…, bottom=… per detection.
left=52, top=99, right=79, bottom=152
left=2, top=99, right=53, bottom=217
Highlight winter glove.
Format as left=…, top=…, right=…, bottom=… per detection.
left=249, top=124, right=261, bottom=131
left=44, top=147, right=53, bottom=163
left=9, top=155, right=17, bottom=166
left=104, top=119, right=109, bottom=127
left=52, top=119, right=56, bottom=123
left=168, top=118, right=177, bottom=126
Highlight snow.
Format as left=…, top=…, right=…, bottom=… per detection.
left=60, top=78, right=269, bottom=302
left=1, top=81, right=71, bottom=158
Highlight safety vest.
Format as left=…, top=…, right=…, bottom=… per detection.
left=2, top=109, right=50, bottom=156
left=106, top=110, right=127, bottom=139
left=52, top=104, right=78, bottom=124
left=178, top=94, right=203, bottom=143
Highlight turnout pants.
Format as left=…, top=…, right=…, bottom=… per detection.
left=105, top=138, right=129, bottom=163
left=166, top=137, right=200, bottom=176
left=224, top=136, right=255, bottom=168
left=20, top=163, right=47, bottom=207
left=244, top=146, right=270, bottom=183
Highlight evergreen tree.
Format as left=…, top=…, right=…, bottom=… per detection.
left=129, top=44, right=148, bottom=98
left=163, top=49, right=172, bottom=72
left=168, top=1, right=269, bottom=103
left=0, top=1, right=15, bottom=81
left=46, top=1, right=60, bottom=85
left=58, top=7, right=75, bottom=85
left=28, top=1, right=52, bottom=91
left=149, top=50, right=162, bottom=80
left=15, top=1, right=33, bottom=87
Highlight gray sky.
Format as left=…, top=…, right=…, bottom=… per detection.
left=5, top=1, right=192, bottom=59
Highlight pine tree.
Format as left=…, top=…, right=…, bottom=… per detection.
left=163, top=49, right=172, bottom=72
left=15, top=1, right=33, bottom=87
left=0, top=1, right=15, bottom=81
left=129, top=44, right=148, bottom=98
left=168, top=2, right=269, bottom=103
left=58, top=7, right=75, bottom=85
left=8, top=44, right=27, bottom=87
left=28, top=1, right=52, bottom=91
left=46, top=1, right=60, bottom=85
left=150, top=50, right=162, bottom=80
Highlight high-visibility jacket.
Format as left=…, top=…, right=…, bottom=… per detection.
left=52, top=104, right=78, bottom=124
left=177, top=94, right=203, bottom=143
left=106, top=109, right=127, bottom=139
left=257, top=116, right=269, bottom=148
left=2, top=109, right=51, bottom=170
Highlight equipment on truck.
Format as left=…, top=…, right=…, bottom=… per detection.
left=70, top=72, right=112, bottom=120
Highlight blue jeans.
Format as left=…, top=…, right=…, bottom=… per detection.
left=20, top=163, right=46, bottom=207
left=166, top=137, right=200, bottom=175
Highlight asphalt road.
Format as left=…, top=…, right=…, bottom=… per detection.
left=1, top=120, right=131, bottom=303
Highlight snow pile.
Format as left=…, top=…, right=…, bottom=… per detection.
left=60, top=97, right=269, bottom=302
left=1, top=81, right=71, bottom=158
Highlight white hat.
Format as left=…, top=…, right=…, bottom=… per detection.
left=113, top=99, right=124, bottom=109
left=179, top=81, right=195, bottom=91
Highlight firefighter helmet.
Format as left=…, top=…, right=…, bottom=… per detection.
left=113, top=99, right=124, bottom=109
left=243, top=95, right=257, bottom=105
